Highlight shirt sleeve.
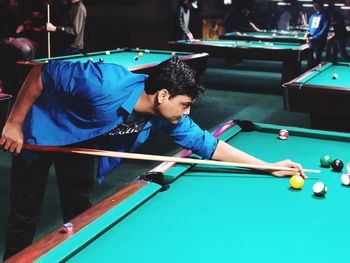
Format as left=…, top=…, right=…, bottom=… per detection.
left=312, top=15, right=329, bottom=40
left=41, top=61, right=75, bottom=94
left=159, top=115, right=219, bottom=159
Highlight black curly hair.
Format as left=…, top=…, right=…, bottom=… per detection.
left=144, top=56, right=206, bottom=100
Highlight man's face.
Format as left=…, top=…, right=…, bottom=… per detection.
left=313, top=3, right=321, bottom=12
left=156, top=90, right=194, bottom=124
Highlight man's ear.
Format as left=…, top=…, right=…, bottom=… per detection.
left=157, top=89, right=169, bottom=104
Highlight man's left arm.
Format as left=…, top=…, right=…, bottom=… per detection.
left=161, top=116, right=304, bottom=178
left=212, top=140, right=305, bottom=178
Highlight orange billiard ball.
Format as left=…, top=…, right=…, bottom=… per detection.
left=290, top=175, right=304, bottom=190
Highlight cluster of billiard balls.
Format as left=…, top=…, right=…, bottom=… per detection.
left=133, top=49, right=151, bottom=61
left=278, top=129, right=349, bottom=197
left=289, top=156, right=350, bottom=198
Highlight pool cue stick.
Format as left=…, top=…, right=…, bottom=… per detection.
left=47, top=4, right=51, bottom=58
left=22, top=144, right=320, bottom=174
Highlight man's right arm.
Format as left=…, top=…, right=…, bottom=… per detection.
left=0, top=64, right=44, bottom=154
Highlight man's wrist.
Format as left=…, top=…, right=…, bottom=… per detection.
left=56, top=26, right=64, bottom=32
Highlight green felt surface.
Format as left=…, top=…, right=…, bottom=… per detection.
left=32, top=49, right=191, bottom=69
left=177, top=39, right=305, bottom=49
left=298, top=62, right=350, bottom=88
left=225, top=30, right=306, bottom=39
left=40, top=123, right=350, bottom=263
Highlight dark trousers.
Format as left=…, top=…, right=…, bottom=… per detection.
left=330, top=37, right=350, bottom=62
left=3, top=146, right=96, bottom=260
left=308, top=40, right=327, bottom=68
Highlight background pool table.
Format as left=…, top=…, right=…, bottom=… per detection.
left=283, top=62, right=350, bottom=132
left=168, top=39, right=309, bottom=83
left=15, top=48, right=209, bottom=97
left=8, top=121, right=350, bottom=263
left=221, top=29, right=308, bottom=43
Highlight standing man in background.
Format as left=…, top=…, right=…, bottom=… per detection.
left=326, top=2, right=350, bottom=62
left=176, top=0, right=195, bottom=41
left=46, top=0, right=86, bottom=56
left=306, top=0, right=329, bottom=67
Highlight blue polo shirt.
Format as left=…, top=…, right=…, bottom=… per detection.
left=23, top=61, right=218, bottom=183
left=308, top=11, right=329, bottom=42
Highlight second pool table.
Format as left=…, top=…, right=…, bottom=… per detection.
left=168, top=39, right=309, bottom=83
left=8, top=121, right=350, bottom=263
left=221, top=29, right=308, bottom=43
left=15, top=48, right=209, bottom=97
left=283, top=62, right=350, bottom=132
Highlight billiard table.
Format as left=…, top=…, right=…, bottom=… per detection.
left=221, top=29, right=308, bottom=43
left=15, top=48, right=209, bottom=97
left=0, top=93, right=12, bottom=130
left=283, top=62, right=350, bottom=132
left=168, top=39, right=309, bottom=83
left=7, top=120, right=350, bottom=263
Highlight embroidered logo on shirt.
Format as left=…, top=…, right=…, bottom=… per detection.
left=311, top=16, right=321, bottom=29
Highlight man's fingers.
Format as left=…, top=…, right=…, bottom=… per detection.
left=14, top=143, right=23, bottom=155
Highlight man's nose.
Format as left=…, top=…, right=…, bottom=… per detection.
left=184, top=107, right=191, bottom=115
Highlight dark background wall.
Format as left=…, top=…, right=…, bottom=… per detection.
left=82, top=0, right=350, bottom=52
left=82, top=0, right=231, bottom=52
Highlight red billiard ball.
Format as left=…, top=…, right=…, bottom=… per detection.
left=278, top=129, right=289, bottom=140
left=62, top=223, right=74, bottom=234
left=134, top=56, right=139, bottom=61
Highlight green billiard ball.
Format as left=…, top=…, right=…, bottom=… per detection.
left=320, top=155, right=332, bottom=167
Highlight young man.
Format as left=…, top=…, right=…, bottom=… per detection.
left=0, top=56, right=304, bottom=259
left=46, top=0, right=86, bottom=56
left=306, top=0, right=329, bottom=67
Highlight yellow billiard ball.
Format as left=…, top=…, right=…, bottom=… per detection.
left=290, top=175, right=304, bottom=190
left=138, top=52, right=144, bottom=57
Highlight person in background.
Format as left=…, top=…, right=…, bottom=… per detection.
left=0, top=0, right=46, bottom=96
left=287, top=0, right=308, bottom=28
left=176, top=0, right=196, bottom=41
left=277, top=7, right=292, bottom=30
left=223, top=1, right=260, bottom=33
left=188, top=0, right=203, bottom=39
left=326, top=2, right=350, bottom=62
left=306, top=0, right=329, bottom=67
left=46, top=0, right=86, bottom=56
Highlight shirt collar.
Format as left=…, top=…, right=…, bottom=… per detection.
left=120, top=82, right=145, bottom=115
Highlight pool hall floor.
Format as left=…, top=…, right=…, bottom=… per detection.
left=0, top=58, right=312, bottom=261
